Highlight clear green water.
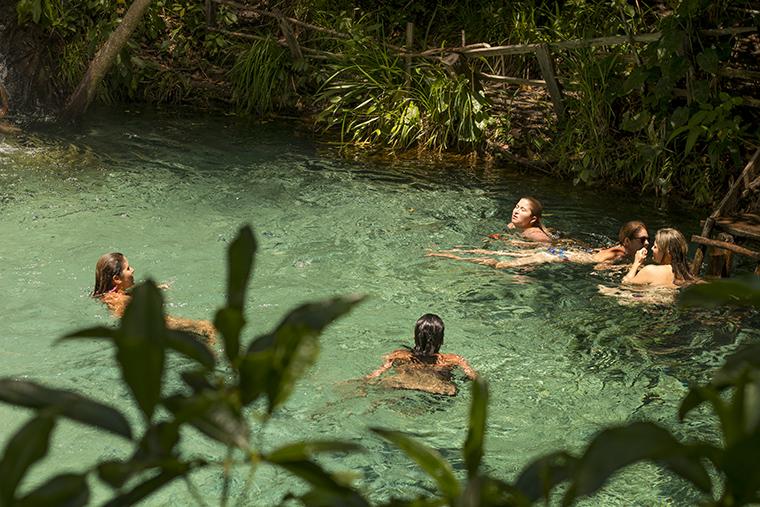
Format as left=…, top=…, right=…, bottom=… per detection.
left=1, top=108, right=757, bottom=505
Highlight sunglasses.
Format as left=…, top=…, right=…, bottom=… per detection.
left=631, top=235, right=649, bottom=243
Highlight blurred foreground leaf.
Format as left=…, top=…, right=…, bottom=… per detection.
left=0, top=379, right=131, bottom=439
left=371, top=428, right=461, bottom=503
left=17, top=473, right=89, bottom=507
left=679, top=276, right=760, bottom=308
left=0, top=414, right=56, bottom=505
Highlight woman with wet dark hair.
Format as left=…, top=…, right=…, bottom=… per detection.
left=92, top=252, right=216, bottom=343
left=365, top=314, right=476, bottom=396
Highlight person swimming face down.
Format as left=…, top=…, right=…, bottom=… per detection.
left=92, top=252, right=135, bottom=296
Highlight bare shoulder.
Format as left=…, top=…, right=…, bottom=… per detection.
left=523, top=227, right=552, bottom=243
left=438, top=353, right=466, bottom=365
left=386, top=349, right=412, bottom=361
left=100, top=292, right=130, bottom=317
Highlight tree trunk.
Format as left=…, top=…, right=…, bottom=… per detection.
left=62, top=0, right=153, bottom=119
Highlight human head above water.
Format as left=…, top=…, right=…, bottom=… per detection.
left=653, top=228, right=693, bottom=282
left=618, top=220, right=649, bottom=256
left=92, top=252, right=135, bottom=296
left=511, top=197, right=543, bottom=230
left=413, top=314, right=445, bottom=357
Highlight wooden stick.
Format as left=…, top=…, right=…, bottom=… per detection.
left=534, top=44, right=564, bottom=119
left=275, top=8, right=303, bottom=60
left=406, top=22, right=414, bottom=88
left=477, top=72, right=546, bottom=87
left=691, top=235, right=760, bottom=260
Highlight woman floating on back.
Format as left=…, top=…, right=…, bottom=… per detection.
left=623, top=228, right=694, bottom=287
left=93, top=252, right=216, bottom=342
left=429, top=220, right=650, bottom=270
left=365, top=314, right=477, bottom=396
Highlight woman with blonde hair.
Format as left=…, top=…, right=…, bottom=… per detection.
left=623, top=228, right=694, bottom=287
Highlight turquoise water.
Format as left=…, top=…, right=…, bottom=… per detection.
left=0, top=108, right=756, bottom=505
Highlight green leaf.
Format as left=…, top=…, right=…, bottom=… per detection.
left=291, top=484, right=370, bottom=507
left=17, top=473, right=89, bottom=507
left=463, top=376, right=487, bottom=479
left=0, top=414, right=56, bottom=505
left=562, top=422, right=711, bottom=506
left=713, top=344, right=760, bottom=388
left=515, top=451, right=577, bottom=502
left=670, top=106, right=690, bottom=128
left=0, top=379, right=132, bottom=439
left=61, top=326, right=119, bottom=340
left=621, top=111, right=651, bottom=133
left=240, top=295, right=364, bottom=413
left=376, top=497, right=446, bottom=507
left=267, top=440, right=364, bottom=462
left=101, top=467, right=188, bottom=507
left=98, top=423, right=182, bottom=489
left=165, top=330, right=215, bottom=370
left=721, top=431, right=760, bottom=504
left=163, top=393, right=249, bottom=449
left=214, top=307, right=245, bottom=367
left=226, top=225, right=256, bottom=311
left=685, top=127, right=702, bottom=155
left=371, top=428, right=461, bottom=503
left=118, top=281, right=168, bottom=421
left=216, top=225, right=257, bottom=365
left=696, top=48, right=719, bottom=74
left=460, top=476, right=530, bottom=507
left=679, top=276, right=760, bottom=309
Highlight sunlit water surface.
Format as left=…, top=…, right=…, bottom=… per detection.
left=1, top=108, right=757, bottom=505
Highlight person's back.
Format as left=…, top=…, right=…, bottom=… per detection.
left=365, top=314, right=476, bottom=396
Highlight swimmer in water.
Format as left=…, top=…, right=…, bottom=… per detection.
left=488, top=197, right=553, bottom=244
left=622, top=228, right=695, bottom=287
left=365, top=314, right=477, bottom=396
left=428, top=220, right=649, bottom=270
left=92, top=252, right=216, bottom=342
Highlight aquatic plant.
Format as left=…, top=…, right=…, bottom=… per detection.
left=1, top=224, right=760, bottom=505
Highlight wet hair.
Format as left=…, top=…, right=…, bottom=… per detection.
left=654, top=228, right=694, bottom=283
left=412, top=314, right=445, bottom=357
left=92, top=252, right=126, bottom=297
left=521, top=196, right=552, bottom=238
left=618, top=220, right=647, bottom=244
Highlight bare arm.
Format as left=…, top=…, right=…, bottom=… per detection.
left=622, top=247, right=647, bottom=284
left=365, top=350, right=405, bottom=379
left=427, top=252, right=501, bottom=267
left=166, top=316, right=217, bottom=344
left=457, top=358, right=478, bottom=379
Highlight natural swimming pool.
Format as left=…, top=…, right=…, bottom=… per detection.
left=1, top=108, right=757, bottom=505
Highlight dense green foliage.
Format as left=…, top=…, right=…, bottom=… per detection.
left=1, top=226, right=760, bottom=505
left=12, top=0, right=760, bottom=203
